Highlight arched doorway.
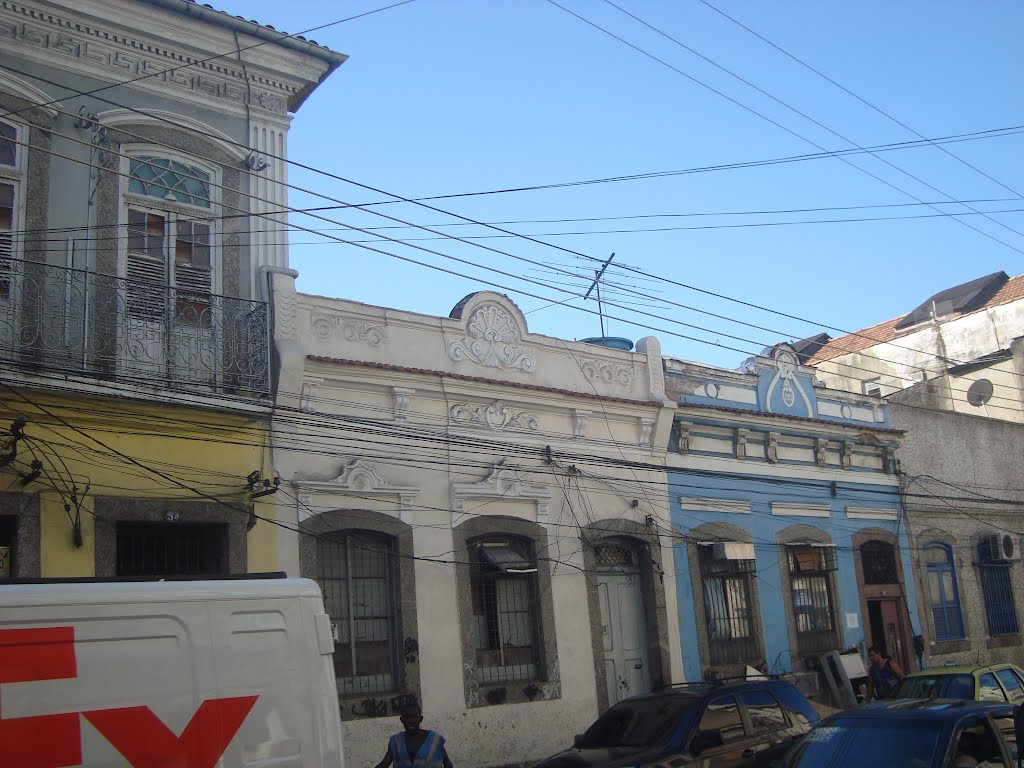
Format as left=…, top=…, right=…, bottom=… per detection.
left=856, top=536, right=912, bottom=672
left=594, top=540, right=650, bottom=706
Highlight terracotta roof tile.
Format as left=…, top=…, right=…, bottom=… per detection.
left=808, top=273, right=1024, bottom=364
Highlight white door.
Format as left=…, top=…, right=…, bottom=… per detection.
left=598, top=570, right=650, bottom=706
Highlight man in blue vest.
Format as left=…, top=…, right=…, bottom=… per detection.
left=373, top=703, right=454, bottom=768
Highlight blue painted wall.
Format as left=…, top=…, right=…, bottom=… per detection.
left=666, top=345, right=920, bottom=680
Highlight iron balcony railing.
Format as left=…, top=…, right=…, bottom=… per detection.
left=0, top=259, right=269, bottom=398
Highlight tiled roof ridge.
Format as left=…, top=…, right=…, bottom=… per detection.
left=808, top=273, right=1024, bottom=364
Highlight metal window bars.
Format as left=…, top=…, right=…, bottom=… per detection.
left=470, top=536, right=543, bottom=684
left=861, top=539, right=899, bottom=585
left=787, top=545, right=840, bottom=654
left=317, top=532, right=401, bottom=696
left=698, top=544, right=760, bottom=666
left=977, top=542, right=1020, bottom=637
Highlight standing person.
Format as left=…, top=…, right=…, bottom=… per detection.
left=865, top=645, right=905, bottom=701
left=373, top=704, right=454, bottom=768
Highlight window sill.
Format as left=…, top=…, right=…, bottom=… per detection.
left=929, top=638, right=971, bottom=655
left=986, top=634, right=1022, bottom=650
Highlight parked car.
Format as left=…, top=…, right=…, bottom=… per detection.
left=778, top=699, right=1021, bottom=768
left=529, top=679, right=819, bottom=768
left=890, top=663, right=1024, bottom=703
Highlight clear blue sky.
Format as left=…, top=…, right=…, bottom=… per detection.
left=216, top=0, right=1023, bottom=368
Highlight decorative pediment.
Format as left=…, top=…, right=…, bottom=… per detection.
left=447, top=293, right=535, bottom=372
left=450, top=461, right=550, bottom=528
left=293, top=459, right=418, bottom=524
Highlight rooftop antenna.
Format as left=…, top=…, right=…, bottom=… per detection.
left=584, top=253, right=615, bottom=336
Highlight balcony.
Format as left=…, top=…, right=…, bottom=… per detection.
left=0, top=259, right=270, bottom=399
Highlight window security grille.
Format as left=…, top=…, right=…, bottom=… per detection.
left=115, top=522, right=226, bottom=577
left=699, top=545, right=759, bottom=666
left=977, top=542, right=1019, bottom=637
left=861, top=540, right=899, bottom=585
left=594, top=544, right=634, bottom=570
left=924, top=543, right=965, bottom=642
left=470, top=537, right=542, bottom=684
left=787, top=545, right=838, bottom=654
left=316, top=532, right=400, bottom=696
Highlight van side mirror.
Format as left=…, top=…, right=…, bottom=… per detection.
left=691, top=728, right=725, bottom=755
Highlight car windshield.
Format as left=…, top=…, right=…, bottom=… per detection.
left=893, top=674, right=974, bottom=700
left=786, top=720, right=943, bottom=768
left=577, top=697, right=695, bottom=749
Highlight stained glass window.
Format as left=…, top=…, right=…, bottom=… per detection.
left=128, top=157, right=211, bottom=208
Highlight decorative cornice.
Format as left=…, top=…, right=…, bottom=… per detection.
left=0, top=2, right=297, bottom=116
left=451, top=461, right=550, bottom=528
left=450, top=401, right=539, bottom=431
left=294, top=459, right=418, bottom=524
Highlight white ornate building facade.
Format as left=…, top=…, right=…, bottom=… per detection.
left=269, top=276, right=683, bottom=767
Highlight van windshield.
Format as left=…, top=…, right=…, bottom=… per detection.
left=577, top=697, right=695, bottom=749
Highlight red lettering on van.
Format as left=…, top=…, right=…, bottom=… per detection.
left=84, top=696, right=258, bottom=768
left=0, top=626, right=259, bottom=767
left=0, top=626, right=77, bottom=684
left=0, top=712, right=82, bottom=768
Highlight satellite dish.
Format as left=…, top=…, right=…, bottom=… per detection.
left=966, top=378, right=993, bottom=407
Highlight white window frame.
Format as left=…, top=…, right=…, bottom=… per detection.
left=0, top=116, right=28, bottom=284
left=117, top=146, right=222, bottom=296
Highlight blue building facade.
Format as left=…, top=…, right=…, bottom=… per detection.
left=664, top=344, right=921, bottom=683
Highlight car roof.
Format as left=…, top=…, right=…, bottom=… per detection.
left=829, top=699, right=1012, bottom=721
left=623, top=679, right=794, bottom=703
left=905, top=663, right=1020, bottom=677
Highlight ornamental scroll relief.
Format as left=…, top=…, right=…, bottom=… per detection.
left=450, top=401, right=539, bottom=431
left=580, top=359, right=634, bottom=389
left=448, top=303, right=535, bottom=372
left=311, top=315, right=388, bottom=346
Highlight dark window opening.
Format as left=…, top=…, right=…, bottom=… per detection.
left=115, top=522, right=226, bottom=577
left=699, top=544, right=760, bottom=666
left=470, top=535, right=543, bottom=684
left=978, top=541, right=1019, bottom=637
left=861, top=540, right=899, bottom=585
left=316, top=531, right=400, bottom=696
left=787, top=545, right=839, bottom=654
left=0, top=514, right=16, bottom=577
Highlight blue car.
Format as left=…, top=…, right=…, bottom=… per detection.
left=530, top=679, right=820, bottom=767
left=779, top=699, right=1021, bottom=768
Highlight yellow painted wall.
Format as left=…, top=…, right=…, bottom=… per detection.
left=0, top=386, right=271, bottom=577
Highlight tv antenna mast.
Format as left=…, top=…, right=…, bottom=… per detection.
left=583, top=253, right=615, bottom=336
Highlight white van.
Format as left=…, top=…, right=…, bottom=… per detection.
left=0, top=577, right=345, bottom=767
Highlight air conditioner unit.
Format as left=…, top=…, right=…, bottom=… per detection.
left=984, top=533, right=1015, bottom=562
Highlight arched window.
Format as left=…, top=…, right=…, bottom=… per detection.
left=924, top=542, right=964, bottom=642
left=469, top=534, right=542, bottom=684
left=861, top=539, right=899, bottom=585
left=316, top=529, right=400, bottom=695
left=699, top=542, right=759, bottom=667
left=786, top=544, right=839, bottom=654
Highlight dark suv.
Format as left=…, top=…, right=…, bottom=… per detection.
left=529, top=679, right=820, bottom=767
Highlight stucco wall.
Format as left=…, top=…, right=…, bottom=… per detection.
left=270, top=286, right=683, bottom=767
left=890, top=404, right=1024, bottom=664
